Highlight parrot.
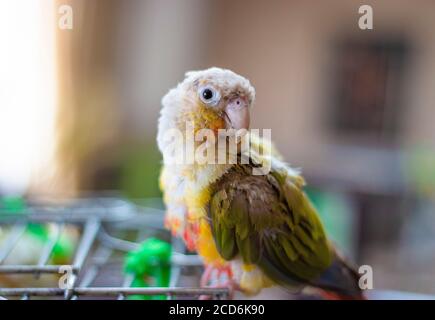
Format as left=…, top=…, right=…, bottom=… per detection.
left=157, top=67, right=363, bottom=299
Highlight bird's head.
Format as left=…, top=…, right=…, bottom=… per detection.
left=157, top=67, right=255, bottom=155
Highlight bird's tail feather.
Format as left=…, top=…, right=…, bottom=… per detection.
left=311, top=248, right=366, bottom=300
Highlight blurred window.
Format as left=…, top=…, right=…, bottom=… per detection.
left=331, top=39, right=409, bottom=144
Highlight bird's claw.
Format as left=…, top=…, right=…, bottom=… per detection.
left=200, top=264, right=236, bottom=300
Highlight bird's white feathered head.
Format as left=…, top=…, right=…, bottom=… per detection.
left=157, top=67, right=255, bottom=155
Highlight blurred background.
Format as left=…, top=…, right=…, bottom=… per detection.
left=1, top=0, right=435, bottom=296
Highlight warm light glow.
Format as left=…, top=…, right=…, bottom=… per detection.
left=0, top=1, right=57, bottom=194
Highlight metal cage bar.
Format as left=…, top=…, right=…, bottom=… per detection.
left=0, top=197, right=229, bottom=300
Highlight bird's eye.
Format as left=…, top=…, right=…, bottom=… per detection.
left=199, top=85, right=220, bottom=106
left=202, top=88, right=213, bottom=100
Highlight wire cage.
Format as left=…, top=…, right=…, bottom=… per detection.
left=0, top=197, right=229, bottom=300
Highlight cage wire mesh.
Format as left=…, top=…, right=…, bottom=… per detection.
left=0, top=197, right=229, bottom=300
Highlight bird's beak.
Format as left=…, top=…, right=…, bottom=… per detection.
left=223, top=97, right=250, bottom=130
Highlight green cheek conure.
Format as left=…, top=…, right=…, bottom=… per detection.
left=157, top=67, right=364, bottom=299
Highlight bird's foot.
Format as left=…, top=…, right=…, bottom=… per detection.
left=200, top=264, right=214, bottom=288
left=200, top=264, right=237, bottom=300
left=200, top=264, right=233, bottom=287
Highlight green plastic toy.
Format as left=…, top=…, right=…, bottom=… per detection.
left=124, top=237, right=172, bottom=300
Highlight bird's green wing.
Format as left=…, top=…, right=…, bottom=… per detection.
left=208, top=164, right=333, bottom=288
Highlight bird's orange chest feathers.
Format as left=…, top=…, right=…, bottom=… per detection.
left=183, top=185, right=226, bottom=267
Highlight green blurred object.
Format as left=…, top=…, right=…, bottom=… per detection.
left=405, top=147, right=435, bottom=198
left=124, top=238, right=171, bottom=300
left=0, top=196, right=74, bottom=263
left=0, top=196, right=26, bottom=214
left=120, top=141, right=162, bottom=199
left=26, top=224, right=75, bottom=263
left=306, top=188, right=356, bottom=256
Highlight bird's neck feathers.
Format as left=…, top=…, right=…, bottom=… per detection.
left=158, top=95, right=238, bottom=192
left=163, top=157, right=233, bottom=194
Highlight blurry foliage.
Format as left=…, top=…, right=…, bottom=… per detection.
left=120, top=141, right=163, bottom=199
left=405, top=147, right=435, bottom=199
left=306, top=188, right=356, bottom=257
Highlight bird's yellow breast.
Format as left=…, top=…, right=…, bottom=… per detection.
left=184, top=185, right=226, bottom=267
